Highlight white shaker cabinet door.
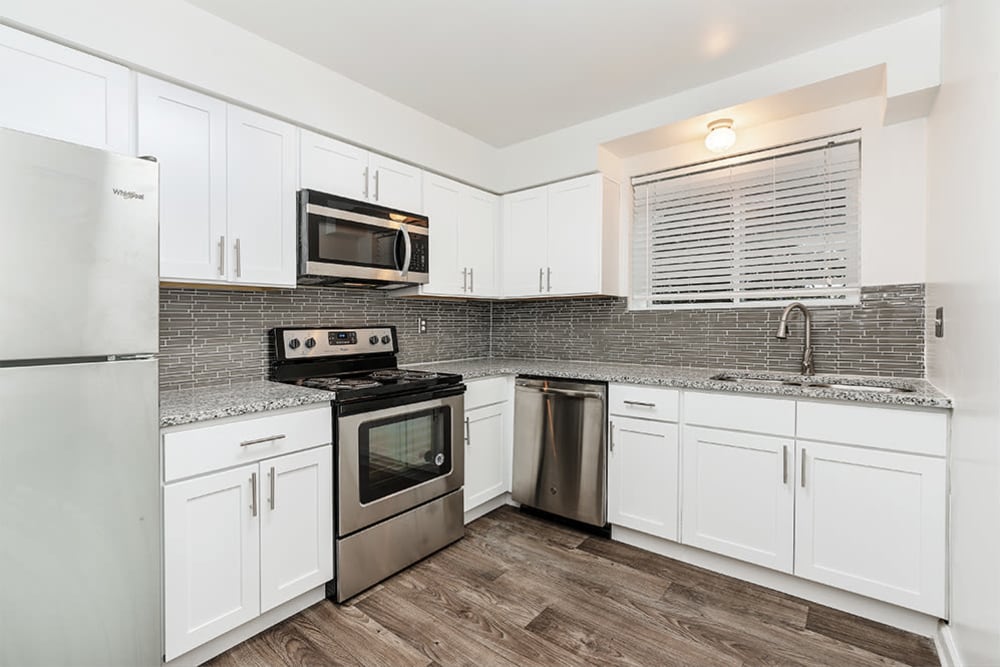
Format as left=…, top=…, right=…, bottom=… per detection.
left=464, top=403, right=508, bottom=512
left=794, top=441, right=946, bottom=616
left=259, top=446, right=334, bottom=613
left=137, top=75, right=228, bottom=283
left=681, top=426, right=795, bottom=573
left=227, top=106, right=298, bottom=287
left=502, top=186, right=549, bottom=297
left=609, top=417, right=679, bottom=541
left=461, top=187, right=500, bottom=297
left=164, top=464, right=261, bottom=661
left=299, top=130, right=369, bottom=201
left=546, top=175, right=601, bottom=296
left=422, top=173, right=465, bottom=296
left=369, top=153, right=423, bottom=213
left=0, top=24, right=129, bottom=153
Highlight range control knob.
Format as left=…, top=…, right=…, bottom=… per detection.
left=369, top=335, right=379, bottom=345
left=288, top=338, right=301, bottom=350
left=304, top=338, right=317, bottom=349
left=381, top=335, right=391, bottom=344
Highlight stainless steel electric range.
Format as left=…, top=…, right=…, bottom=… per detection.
left=269, top=325, right=465, bottom=602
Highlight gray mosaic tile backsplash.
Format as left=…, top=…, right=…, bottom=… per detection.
left=160, top=283, right=924, bottom=390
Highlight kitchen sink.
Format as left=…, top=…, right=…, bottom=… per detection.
left=711, top=372, right=916, bottom=394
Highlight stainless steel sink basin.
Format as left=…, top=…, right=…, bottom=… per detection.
left=711, top=372, right=916, bottom=394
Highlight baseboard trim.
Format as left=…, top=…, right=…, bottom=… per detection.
left=613, top=526, right=941, bottom=639
left=165, top=586, right=325, bottom=667
left=464, top=492, right=513, bottom=524
left=934, top=621, right=962, bottom=667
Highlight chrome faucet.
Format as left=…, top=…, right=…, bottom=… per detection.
left=776, top=302, right=814, bottom=376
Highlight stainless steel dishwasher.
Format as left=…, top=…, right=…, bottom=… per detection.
left=512, top=377, right=608, bottom=527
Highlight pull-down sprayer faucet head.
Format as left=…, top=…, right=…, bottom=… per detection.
left=775, top=302, right=814, bottom=375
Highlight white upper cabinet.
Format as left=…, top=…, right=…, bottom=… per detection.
left=0, top=25, right=129, bottom=153
left=502, top=174, right=621, bottom=298
left=300, top=130, right=423, bottom=213
left=137, top=76, right=297, bottom=287
left=137, top=76, right=227, bottom=283
left=421, top=173, right=499, bottom=298
left=227, top=106, right=298, bottom=287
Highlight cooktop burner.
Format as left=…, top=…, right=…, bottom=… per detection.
left=296, top=377, right=384, bottom=391
left=369, top=369, right=442, bottom=381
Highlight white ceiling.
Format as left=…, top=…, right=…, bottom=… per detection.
left=185, top=0, right=942, bottom=147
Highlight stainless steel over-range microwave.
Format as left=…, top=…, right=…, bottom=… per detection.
left=297, top=189, right=429, bottom=289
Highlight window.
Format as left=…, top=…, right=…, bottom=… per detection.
left=630, top=131, right=860, bottom=309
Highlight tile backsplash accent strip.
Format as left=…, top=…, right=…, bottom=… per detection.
left=159, top=287, right=491, bottom=391
left=491, top=284, right=925, bottom=378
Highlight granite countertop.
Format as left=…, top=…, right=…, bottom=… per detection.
left=404, top=357, right=953, bottom=409
left=160, top=381, right=335, bottom=428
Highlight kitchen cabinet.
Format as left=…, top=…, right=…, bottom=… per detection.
left=609, top=416, right=679, bottom=541
left=138, top=75, right=297, bottom=287
left=162, top=407, right=333, bottom=661
left=502, top=173, right=621, bottom=298
left=0, top=24, right=129, bottom=153
left=300, top=130, right=422, bottom=213
left=463, top=377, right=513, bottom=512
left=421, top=173, right=499, bottom=298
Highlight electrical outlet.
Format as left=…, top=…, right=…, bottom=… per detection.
left=419, top=318, right=428, bottom=334
left=934, top=307, right=944, bottom=338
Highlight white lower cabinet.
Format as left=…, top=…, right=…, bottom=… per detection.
left=609, top=416, right=679, bottom=540
left=794, top=440, right=946, bottom=616
left=681, top=426, right=795, bottom=572
left=464, top=403, right=507, bottom=511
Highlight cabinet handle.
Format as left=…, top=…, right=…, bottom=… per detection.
left=374, top=170, right=380, bottom=201
left=235, top=238, right=242, bottom=278
left=218, top=236, right=225, bottom=276
left=363, top=167, right=369, bottom=199
left=464, top=417, right=471, bottom=446
left=547, top=267, right=552, bottom=292
left=268, top=466, right=275, bottom=511
left=623, top=400, right=656, bottom=408
left=782, top=445, right=788, bottom=484
left=469, top=267, right=474, bottom=292
left=539, top=268, right=544, bottom=293
left=240, top=433, right=286, bottom=447
left=250, top=472, right=258, bottom=517
left=801, top=448, right=807, bottom=488
left=462, top=267, right=468, bottom=292
left=609, top=421, right=615, bottom=453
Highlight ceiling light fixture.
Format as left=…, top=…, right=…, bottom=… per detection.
left=704, top=118, right=736, bottom=153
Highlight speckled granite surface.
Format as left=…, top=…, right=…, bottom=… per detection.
left=160, top=381, right=335, bottom=428
left=405, top=358, right=952, bottom=409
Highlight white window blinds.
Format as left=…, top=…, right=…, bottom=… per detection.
left=631, top=132, right=861, bottom=309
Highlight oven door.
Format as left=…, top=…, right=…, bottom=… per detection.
left=337, top=391, right=463, bottom=537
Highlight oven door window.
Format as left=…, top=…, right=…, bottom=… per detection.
left=358, top=406, right=452, bottom=504
left=308, top=214, right=402, bottom=270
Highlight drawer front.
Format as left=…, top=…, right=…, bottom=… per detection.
left=796, top=401, right=948, bottom=457
left=609, top=384, right=679, bottom=422
left=465, top=376, right=511, bottom=410
left=684, top=391, right=795, bottom=436
left=164, top=406, right=332, bottom=481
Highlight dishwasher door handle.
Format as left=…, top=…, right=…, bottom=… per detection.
left=539, top=388, right=605, bottom=401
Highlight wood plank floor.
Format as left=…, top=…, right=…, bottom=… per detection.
left=206, top=506, right=940, bottom=667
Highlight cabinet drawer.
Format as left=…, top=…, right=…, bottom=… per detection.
left=796, top=401, right=948, bottom=456
left=684, top=391, right=795, bottom=436
left=465, top=376, right=510, bottom=410
left=163, top=406, right=332, bottom=481
left=609, top=384, right=679, bottom=422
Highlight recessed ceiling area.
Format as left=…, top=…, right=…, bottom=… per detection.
left=185, top=0, right=943, bottom=147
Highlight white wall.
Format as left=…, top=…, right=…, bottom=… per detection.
left=620, top=98, right=928, bottom=287
left=0, top=0, right=498, bottom=189
left=925, top=0, right=1000, bottom=664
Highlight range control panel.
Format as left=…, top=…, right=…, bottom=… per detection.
left=279, top=327, right=395, bottom=360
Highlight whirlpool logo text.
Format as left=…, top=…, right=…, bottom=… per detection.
left=112, top=188, right=145, bottom=200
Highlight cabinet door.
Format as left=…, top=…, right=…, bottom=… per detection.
left=300, top=130, right=369, bottom=200
left=502, top=186, right=549, bottom=297
left=461, top=187, right=499, bottom=297
left=681, top=426, right=794, bottom=572
left=227, top=106, right=298, bottom=287
left=164, top=465, right=260, bottom=661
left=137, top=76, right=228, bottom=283
left=546, top=175, right=601, bottom=295
left=464, top=403, right=508, bottom=511
left=422, top=173, right=465, bottom=296
left=609, top=417, right=679, bottom=541
left=259, top=446, right=334, bottom=613
left=0, top=25, right=128, bottom=153
left=369, top=153, right=422, bottom=213
left=794, top=441, right=946, bottom=616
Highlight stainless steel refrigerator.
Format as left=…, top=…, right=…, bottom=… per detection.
left=0, top=128, right=161, bottom=666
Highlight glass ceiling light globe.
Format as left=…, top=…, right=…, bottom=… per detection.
left=705, top=118, right=736, bottom=153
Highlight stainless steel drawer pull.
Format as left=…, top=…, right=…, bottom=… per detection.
left=469, top=267, right=474, bottom=292
left=623, top=400, right=656, bottom=408
left=268, top=466, right=275, bottom=511
left=374, top=170, right=380, bottom=201
left=235, top=238, right=242, bottom=278
left=462, top=267, right=468, bottom=292
left=800, top=449, right=807, bottom=488
left=218, top=236, right=225, bottom=276
left=539, top=267, right=544, bottom=292
left=609, top=421, right=615, bottom=453
left=363, top=167, right=369, bottom=199
left=547, top=267, right=552, bottom=292
left=465, top=417, right=471, bottom=445
left=250, top=472, right=258, bottom=517
left=782, top=445, right=788, bottom=484
left=239, top=434, right=286, bottom=447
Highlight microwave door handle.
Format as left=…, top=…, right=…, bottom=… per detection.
left=400, top=225, right=412, bottom=277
